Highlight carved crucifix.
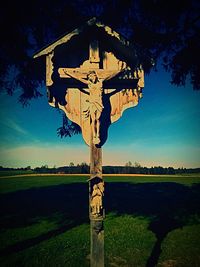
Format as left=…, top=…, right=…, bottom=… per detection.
left=56, top=40, right=127, bottom=223
left=53, top=40, right=143, bottom=147
left=59, top=63, right=126, bottom=144
left=33, top=18, right=145, bottom=267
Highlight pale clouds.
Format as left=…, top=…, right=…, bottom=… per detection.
left=0, top=144, right=89, bottom=168
left=0, top=142, right=199, bottom=169
left=104, top=143, right=200, bottom=168
left=0, top=117, right=40, bottom=144
left=1, top=118, right=28, bottom=135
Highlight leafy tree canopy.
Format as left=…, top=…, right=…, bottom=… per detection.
left=1, top=0, right=199, bottom=136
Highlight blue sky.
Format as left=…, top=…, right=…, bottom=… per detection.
left=0, top=67, right=200, bottom=168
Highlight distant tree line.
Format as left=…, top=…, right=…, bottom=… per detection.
left=0, top=166, right=32, bottom=171
left=1, top=163, right=199, bottom=175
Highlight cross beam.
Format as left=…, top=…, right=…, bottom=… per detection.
left=58, top=68, right=139, bottom=89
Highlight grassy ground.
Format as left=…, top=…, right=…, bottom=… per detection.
left=0, top=174, right=200, bottom=266
left=0, top=170, right=34, bottom=177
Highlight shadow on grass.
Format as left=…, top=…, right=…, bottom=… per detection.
left=106, top=182, right=200, bottom=267
left=0, top=181, right=200, bottom=266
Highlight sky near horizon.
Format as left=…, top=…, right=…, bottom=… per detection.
left=0, top=67, right=200, bottom=169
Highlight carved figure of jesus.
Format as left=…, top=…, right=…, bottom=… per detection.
left=84, top=71, right=103, bottom=144
left=64, top=65, right=125, bottom=144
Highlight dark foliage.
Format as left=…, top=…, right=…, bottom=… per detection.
left=0, top=0, right=199, bottom=136
left=57, top=114, right=81, bottom=138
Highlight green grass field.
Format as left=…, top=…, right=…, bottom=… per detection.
left=0, top=174, right=200, bottom=267
left=0, top=170, right=34, bottom=178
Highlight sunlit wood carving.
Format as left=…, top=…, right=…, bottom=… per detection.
left=34, top=17, right=144, bottom=147
left=90, top=181, right=104, bottom=217
left=60, top=66, right=125, bottom=144
left=34, top=17, right=145, bottom=267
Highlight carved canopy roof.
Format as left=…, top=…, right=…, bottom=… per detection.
left=33, top=17, right=138, bottom=65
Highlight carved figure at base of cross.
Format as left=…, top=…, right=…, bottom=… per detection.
left=64, top=63, right=126, bottom=145
left=90, top=182, right=104, bottom=217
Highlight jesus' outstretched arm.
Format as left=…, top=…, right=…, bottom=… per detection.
left=63, top=69, right=89, bottom=85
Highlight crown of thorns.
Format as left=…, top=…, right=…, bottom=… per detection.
left=87, top=70, right=96, bottom=77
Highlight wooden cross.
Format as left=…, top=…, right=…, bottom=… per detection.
left=54, top=40, right=143, bottom=147
left=56, top=41, right=126, bottom=266
left=34, top=27, right=144, bottom=267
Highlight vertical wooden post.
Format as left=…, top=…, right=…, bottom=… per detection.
left=89, top=141, right=104, bottom=267
left=88, top=38, right=104, bottom=267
